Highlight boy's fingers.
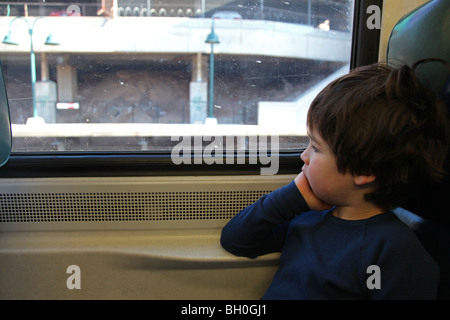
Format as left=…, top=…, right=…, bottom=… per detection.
left=294, top=172, right=332, bottom=211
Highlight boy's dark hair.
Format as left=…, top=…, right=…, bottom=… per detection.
left=307, top=61, right=449, bottom=211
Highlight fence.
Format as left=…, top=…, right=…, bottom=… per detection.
left=7, top=97, right=257, bottom=125
left=0, top=1, right=336, bottom=29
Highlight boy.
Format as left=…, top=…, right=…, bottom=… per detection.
left=221, top=62, right=449, bottom=299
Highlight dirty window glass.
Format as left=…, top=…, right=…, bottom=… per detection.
left=1, top=0, right=354, bottom=153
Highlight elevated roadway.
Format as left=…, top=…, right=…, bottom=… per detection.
left=0, top=16, right=351, bottom=62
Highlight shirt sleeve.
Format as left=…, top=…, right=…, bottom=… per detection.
left=220, top=180, right=310, bottom=258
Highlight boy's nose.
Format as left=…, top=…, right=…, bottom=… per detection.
left=300, top=148, right=309, bottom=165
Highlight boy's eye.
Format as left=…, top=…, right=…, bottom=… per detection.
left=312, top=145, right=319, bottom=152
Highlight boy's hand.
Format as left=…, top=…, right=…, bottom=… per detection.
left=294, top=172, right=333, bottom=211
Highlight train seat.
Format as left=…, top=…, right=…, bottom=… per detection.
left=387, top=0, right=450, bottom=300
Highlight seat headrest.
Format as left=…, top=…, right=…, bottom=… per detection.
left=387, top=0, right=450, bottom=99
left=0, top=61, right=12, bottom=167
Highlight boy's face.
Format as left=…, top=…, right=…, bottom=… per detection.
left=300, top=128, right=357, bottom=207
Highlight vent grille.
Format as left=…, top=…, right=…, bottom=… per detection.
left=0, top=190, right=271, bottom=223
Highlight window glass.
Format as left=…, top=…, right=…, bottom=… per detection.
left=0, top=0, right=354, bottom=153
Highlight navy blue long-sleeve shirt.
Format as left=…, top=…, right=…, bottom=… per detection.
left=221, top=180, right=439, bottom=299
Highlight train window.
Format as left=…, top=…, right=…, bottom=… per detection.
left=0, top=0, right=354, bottom=166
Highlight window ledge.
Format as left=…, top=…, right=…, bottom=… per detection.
left=0, top=229, right=280, bottom=267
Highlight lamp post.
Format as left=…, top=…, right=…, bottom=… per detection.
left=3, top=16, right=59, bottom=120
left=205, top=18, right=219, bottom=122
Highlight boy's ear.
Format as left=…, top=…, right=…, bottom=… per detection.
left=354, top=174, right=376, bottom=186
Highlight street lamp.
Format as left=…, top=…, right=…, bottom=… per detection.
left=2, top=16, right=59, bottom=120
left=205, top=18, right=219, bottom=122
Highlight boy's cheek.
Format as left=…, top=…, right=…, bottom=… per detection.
left=305, top=174, right=325, bottom=197
left=309, top=183, right=327, bottom=201
left=307, top=173, right=336, bottom=203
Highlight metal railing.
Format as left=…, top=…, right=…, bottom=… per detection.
left=0, top=2, right=99, bottom=17
left=0, top=1, right=340, bottom=29
left=7, top=97, right=257, bottom=125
